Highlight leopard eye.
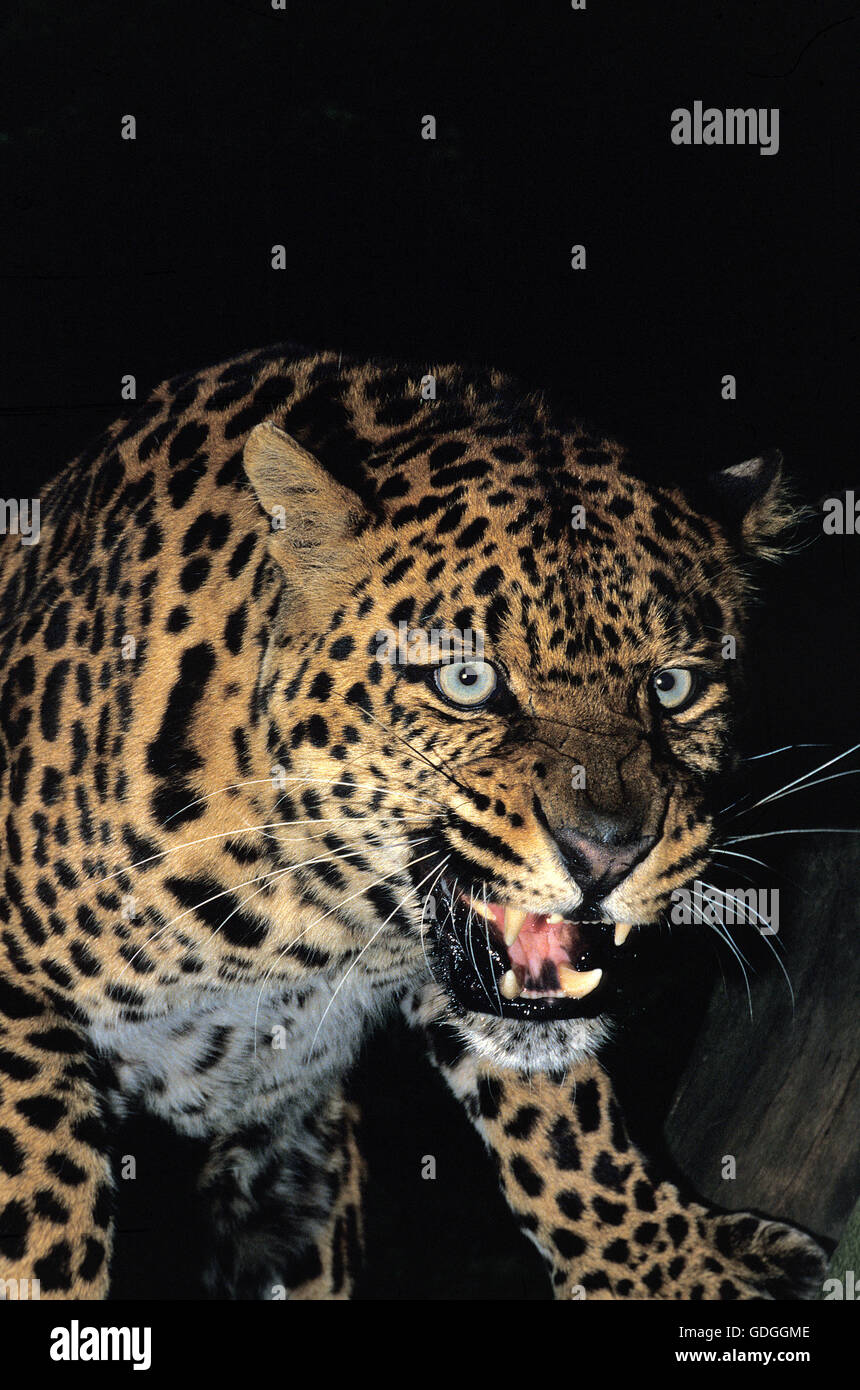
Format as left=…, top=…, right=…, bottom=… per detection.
left=434, top=660, right=498, bottom=708
left=652, top=667, right=696, bottom=711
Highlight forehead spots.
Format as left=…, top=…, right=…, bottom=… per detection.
left=435, top=502, right=467, bottom=535
left=474, top=565, right=503, bottom=597
left=382, top=556, right=415, bottom=586
left=205, top=379, right=251, bottom=412
left=429, top=440, right=467, bottom=470
left=329, top=636, right=355, bottom=660
left=168, top=463, right=204, bottom=510
left=607, top=495, right=635, bottom=521
left=308, top=671, right=333, bottom=700
left=227, top=532, right=258, bottom=579
left=168, top=420, right=209, bottom=468
left=223, top=603, right=247, bottom=656
left=139, top=523, right=163, bottom=562
left=181, top=511, right=232, bottom=555
left=375, top=472, right=411, bottom=503
left=431, top=458, right=489, bottom=489
left=456, top=517, right=489, bottom=548
left=180, top=556, right=211, bottom=593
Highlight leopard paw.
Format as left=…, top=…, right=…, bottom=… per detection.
left=693, top=1211, right=829, bottom=1301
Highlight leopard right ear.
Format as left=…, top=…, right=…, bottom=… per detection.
left=708, top=451, right=809, bottom=561
left=243, top=421, right=370, bottom=577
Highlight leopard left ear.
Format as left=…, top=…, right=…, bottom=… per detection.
left=709, top=451, right=806, bottom=560
left=243, top=421, right=370, bottom=578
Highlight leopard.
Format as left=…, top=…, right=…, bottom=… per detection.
left=0, top=342, right=827, bottom=1300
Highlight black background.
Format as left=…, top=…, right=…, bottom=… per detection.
left=1, top=0, right=856, bottom=1298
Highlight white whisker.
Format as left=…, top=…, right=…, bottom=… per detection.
left=726, top=829, right=860, bottom=844
left=740, top=767, right=860, bottom=813
left=418, top=863, right=448, bottom=986
left=465, top=894, right=496, bottom=1014
left=303, top=855, right=449, bottom=1060
left=712, top=847, right=773, bottom=871
left=746, top=742, right=860, bottom=814
left=117, top=833, right=429, bottom=984
left=252, top=844, right=440, bottom=1054
left=699, top=879, right=794, bottom=1009
left=742, top=744, right=828, bottom=762
left=164, top=772, right=448, bottom=825
left=92, top=813, right=429, bottom=885
left=482, top=880, right=503, bottom=1016
left=688, top=893, right=754, bottom=1019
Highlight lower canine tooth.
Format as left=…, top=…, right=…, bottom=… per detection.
left=500, top=969, right=522, bottom=1000
left=558, top=965, right=603, bottom=999
left=503, top=907, right=527, bottom=946
left=614, top=922, right=634, bottom=947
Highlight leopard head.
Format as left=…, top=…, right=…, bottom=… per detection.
left=243, top=385, right=800, bottom=1073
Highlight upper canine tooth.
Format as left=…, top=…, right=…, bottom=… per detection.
left=558, top=965, right=603, bottom=999
left=547, top=913, right=565, bottom=925
left=503, top=907, right=527, bottom=946
left=614, top=922, right=634, bottom=947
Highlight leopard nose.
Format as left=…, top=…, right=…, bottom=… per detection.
left=556, top=826, right=657, bottom=898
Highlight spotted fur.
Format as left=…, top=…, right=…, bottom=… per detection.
left=410, top=987, right=826, bottom=1300
left=0, top=344, right=824, bottom=1298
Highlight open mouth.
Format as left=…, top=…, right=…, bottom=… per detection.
left=430, top=879, right=640, bottom=1021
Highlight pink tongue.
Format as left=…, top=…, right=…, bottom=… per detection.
left=477, top=902, right=577, bottom=979
left=508, top=921, right=574, bottom=979
left=461, top=894, right=585, bottom=987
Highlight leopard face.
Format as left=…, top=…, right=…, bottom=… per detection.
left=241, top=363, right=797, bottom=1075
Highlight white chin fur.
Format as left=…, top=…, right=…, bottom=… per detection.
left=454, top=1011, right=612, bottom=1074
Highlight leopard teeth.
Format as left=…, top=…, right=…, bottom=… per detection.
left=614, top=922, right=634, bottom=947
left=499, top=969, right=522, bottom=1000
left=557, top=965, right=603, bottom=999
left=503, top=907, right=527, bottom=946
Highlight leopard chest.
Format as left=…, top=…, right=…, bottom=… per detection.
left=88, top=971, right=397, bottom=1137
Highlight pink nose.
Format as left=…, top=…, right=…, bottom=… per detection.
left=555, top=827, right=656, bottom=897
